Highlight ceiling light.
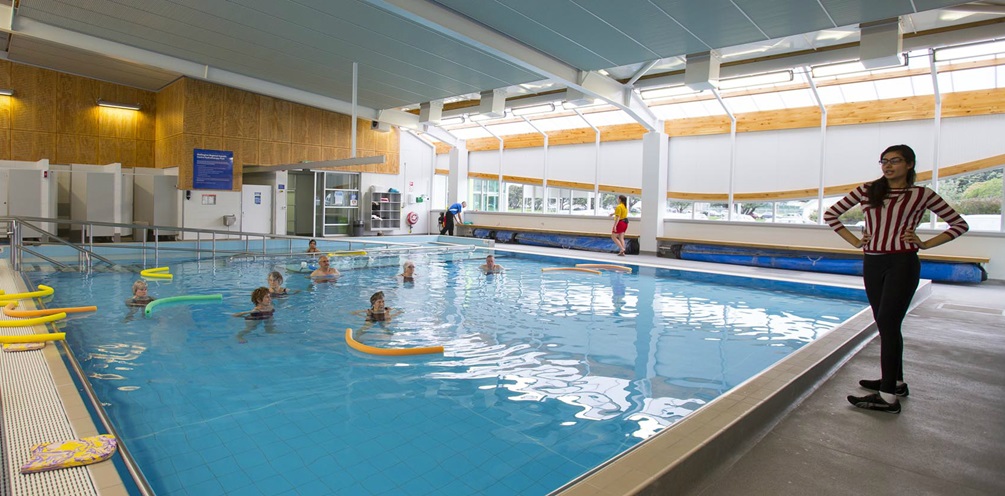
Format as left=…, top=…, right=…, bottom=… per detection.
left=0, top=89, right=13, bottom=96
left=562, top=99, right=601, bottom=110
left=438, top=116, right=465, bottom=126
left=934, top=39, right=1005, bottom=62
left=97, top=99, right=141, bottom=110
left=639, top=85, right=699, bottom=100
left=469, top=112, right=508, bottom=122
left=810, top=55, right=905, bottom=78
left=716, top=70, right=793, bottom=90
left=511, top=103, right=555, bottom=116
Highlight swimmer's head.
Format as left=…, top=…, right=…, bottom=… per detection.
left=370, top=291, right=385, bottom=306
left=132, top=280, right=148, bottom=296
left=251, top=287, right=271, bottom=305
left=268, top=271, right=284, bottom=285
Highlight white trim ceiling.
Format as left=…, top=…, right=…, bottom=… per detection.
left=0, top=1, right=1002, bottom=131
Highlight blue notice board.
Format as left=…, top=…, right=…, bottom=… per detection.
left=193, top=149, right=234, bottom=190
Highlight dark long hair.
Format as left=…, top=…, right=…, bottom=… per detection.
left=618, top=195, right=628, bottom=206
left=867, top=144, right=916, bottom=208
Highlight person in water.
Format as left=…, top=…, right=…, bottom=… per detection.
left=234, top=287, right=277, bottom=343
left=352, top=291, right=403, bottom=335
left=267, top=271, right=291, bottom=296
left=480, top=254, right=504, bottom=274
left=126, top=280, right=155, bottom=307
left=306, top=239, right=321, bottom=256
left=310, top=256, right=340, bottom=282
left=399, top=261, right=416, bottom=283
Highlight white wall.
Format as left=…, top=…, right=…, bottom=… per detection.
left=735, top=128, right=821, bottom=192
left=598, top=141, right=643, bottom=188
left=180, top=189, right=242, bottom=239
left=667, top=134, right=732, bottom=193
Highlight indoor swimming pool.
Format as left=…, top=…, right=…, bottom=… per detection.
left=33, top=250, right=867, bottom=495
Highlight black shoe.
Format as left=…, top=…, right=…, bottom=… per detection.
left=847, top=393, right=901, bottom=414
left=858, top=379, right=909, bottom=397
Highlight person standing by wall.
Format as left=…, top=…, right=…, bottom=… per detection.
left=824, top=144, right=969, bottom=414
left=610, top=195, right=629, bottom=256
left=440, top=201, right=466, bottom=236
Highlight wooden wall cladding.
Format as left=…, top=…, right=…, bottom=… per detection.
left=155, top=77, right=400, bottom=190
left=0, top=60, right=156, bottom=166
left=156, top=80, right=184, bottom=141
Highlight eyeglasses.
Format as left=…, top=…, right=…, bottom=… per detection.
left=878, top=157, right=905, bottom=165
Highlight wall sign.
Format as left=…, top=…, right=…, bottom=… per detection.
left=193, top=149, right=234, bottom=190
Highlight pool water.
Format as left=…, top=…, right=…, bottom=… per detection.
left=36, top=252, right=866, bottom=495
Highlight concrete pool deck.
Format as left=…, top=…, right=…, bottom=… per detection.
left=2, top=243, right=1003, bottom=495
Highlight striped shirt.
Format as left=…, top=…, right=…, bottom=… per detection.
left=824, top=184, right=969, bottom=254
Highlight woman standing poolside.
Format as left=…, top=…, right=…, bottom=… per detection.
left=610, top=195, right=629, bottom=256
left=824, top=144, right=968, bottom=414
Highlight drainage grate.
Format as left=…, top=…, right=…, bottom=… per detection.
left=1, top=277, right=99, bottom=496
left=937, top=303, right=1005, bottom=316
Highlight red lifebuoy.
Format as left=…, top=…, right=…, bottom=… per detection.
left=406, top=212, right=419, bottom=225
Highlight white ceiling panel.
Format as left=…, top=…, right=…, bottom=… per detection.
left=0, top=0, right=995, bottom=120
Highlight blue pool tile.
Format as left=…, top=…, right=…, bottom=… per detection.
left=253, top=474, right=294, bottom=495
left=182, top=477, right=226, bottom=495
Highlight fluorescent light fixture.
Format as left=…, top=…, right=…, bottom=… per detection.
left=811, top=55, right=905, bottom=78
left=0, top=89, right=13, bottom=96
left=934, top=39, right=1005, bottom=62
left=639, top=85, right=698, bottom=100
left=562, top=99, right=601, bottom=110
left=469, top=112, right=507, bottom=122
left=438, top=116, right=465, bottom=126
left=511, top=103, right=555, bottom=116
left=97, top=99, right=141, bottom=110
left=716, top=70, right=793, bottom=90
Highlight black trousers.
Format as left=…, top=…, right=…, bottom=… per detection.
left=863, top=252, right=920, bottom=395
left=439, top=212, right=455, bottom=235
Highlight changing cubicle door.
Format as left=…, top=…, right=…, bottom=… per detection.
left=241, top=185, right=273, bottom=234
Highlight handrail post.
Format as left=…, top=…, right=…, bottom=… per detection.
left=154, top=228, right=160, bottom=267
left=197, top=231, right=201, bottom=261
left=8, top=219, right=20, bottom=270
left=212, top=232, right=216, bottom=258
left=263, top=234, right=267, bottom=255
left=142, top=228, right=147, bottom=266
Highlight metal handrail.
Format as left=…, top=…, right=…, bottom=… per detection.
left=3, top=215, right=437, bottom=271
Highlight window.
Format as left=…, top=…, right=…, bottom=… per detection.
left=934, top=168, right=1003, bottom=232
left=470, top=178, right=499, bottom=212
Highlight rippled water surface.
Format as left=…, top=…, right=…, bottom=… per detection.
left=38, top=252, right=866, bottom=495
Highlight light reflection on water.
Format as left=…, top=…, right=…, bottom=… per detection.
left=39, top=252, right=865, bottom=495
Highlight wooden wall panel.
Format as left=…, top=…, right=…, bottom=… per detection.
left=291, top=103, right=323, bottom=145
left=11, top=130, right=56, bottom=162
left=942, top=88, right=1005, bottom=117
left=185, top=79, right=225, bottom=136
left=224, top=138, right=260, bottom=169
left=598, top=123, right=647, bottom=142
left=56, top=134, right=98, bottom=164
left=322, top=147, right=352, bottom=161
left=355, top=118, right=374, bottom=151
left=322, top=112, right=351, bottom=148
left=223, top=86, right=259, bottom=139
left=57, top=74, right=98, bottom=136
left=156, top=79, right=185, bottom=141
left=98, top=138, right=135, bottom=167
left=737, top=107, right=821, bottom=132
left=259, top=141, right=291, bottom=165
left=135, top=140, right=154, bottom=168
left=259, top=96, right=292, bottom=142
left=828, top=96, right=936, bottom=126
left=11, top=65, right=58, bottom=132
left=290, top=144, right=323, bottom=163
left=665, top=116, right=732, bottom=137
left=0, top=128, right=9, bottom=160
left=0, top=92, right=12, bottom=130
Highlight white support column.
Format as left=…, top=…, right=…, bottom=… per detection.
left=448, top=141, right=469, bottom=205
left=640, top=130, right=668, bottom=254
